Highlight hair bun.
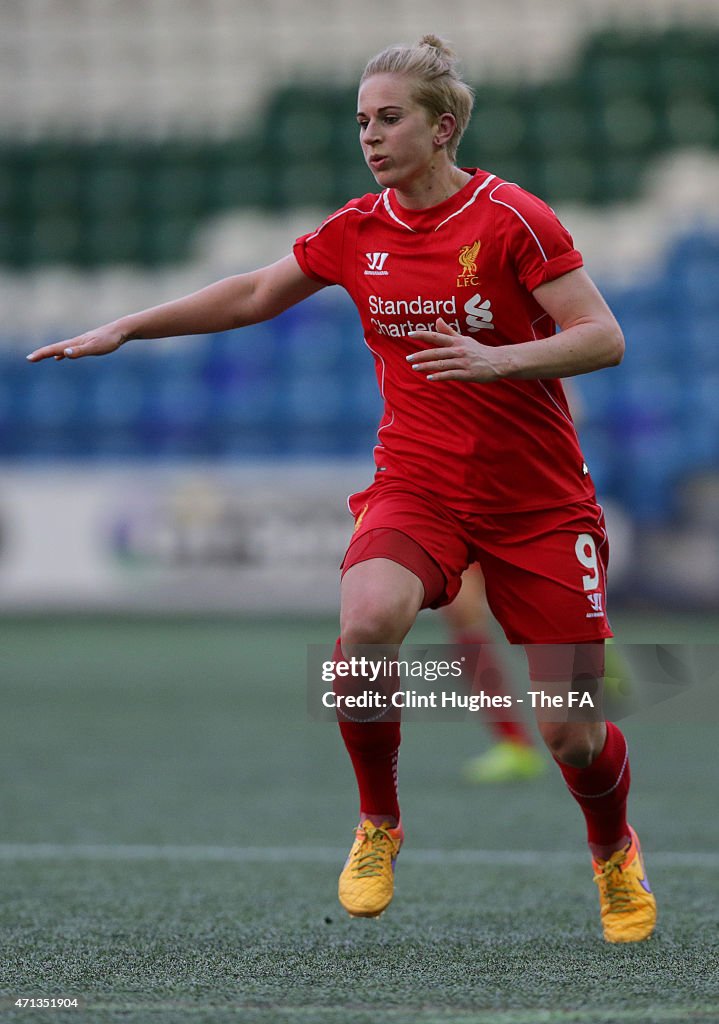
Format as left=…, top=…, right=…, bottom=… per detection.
left=418, top=34, right=455, bottom=61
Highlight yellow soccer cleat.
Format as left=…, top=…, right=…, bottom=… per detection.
left=593, top=826, right=657, bottom=943
left=338, top=820, right=404, bottom=918
left=462, top=740, right=546, bottom=785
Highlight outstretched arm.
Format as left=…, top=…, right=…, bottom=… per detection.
left=27, top=254, right=323, bottom=362
left=406, top=268, right=625, bottom=382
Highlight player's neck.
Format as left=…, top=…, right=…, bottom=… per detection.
left=393, top=164, right=472, bottom=211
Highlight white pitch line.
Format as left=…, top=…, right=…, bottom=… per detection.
left=0, top=843, right=717, bottom=867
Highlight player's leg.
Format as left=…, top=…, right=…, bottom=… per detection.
left=442, top=564, right=544, bottom=783
left=338, top=555, right=424, bottom=827
left=334, top=484, right=470, bottom=917
left=531, top=644, right=629, bottom=859
left=533, top=672, right=654, bottom=944
left=337, top=522, right=449, bottom=830
left=477, top=500, right=656, bottom=942
left=334, top=555, right=426, bottom=918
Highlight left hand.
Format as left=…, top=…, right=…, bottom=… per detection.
left=406, top=318, right=504, bottom=383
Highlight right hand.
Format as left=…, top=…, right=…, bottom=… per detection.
left=26, top=323, right=129, bottom=363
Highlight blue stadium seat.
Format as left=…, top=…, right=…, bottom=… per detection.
left=286, top=426, right=354, bottom=457
left=619, top=313, right=675, bottom=371
left=576, top=425, right=619, bottom=495
left=283, top=318, right=345, bottom=372
left=687, top=312, right=719, bottom=370
left=669, top=232, right=719, bottom=272
left=216, top=427, right=285, bottom=458
left=682, top=419, right=719, bottom=466
left=24, top=375, right=81, bottom=429
left=286, top=372, right=343, bottom=425
left=617, top=428, right=685, bottom=523
left=677, top=260, right=719, bottom=314
left=157, top=375, right=213, bottom=430
left=573, top=368, right=620, bottom=422
left=622, top=372, right=684, bottom=424
left=217, top=321, right=281, bottom=372
left=214, top=376, right=279, bottom=427
left=683, top=374, right=719, bottom=426
left=90, top=370, right=145, bottom=428
left=346, top=371, right=383, bottom=422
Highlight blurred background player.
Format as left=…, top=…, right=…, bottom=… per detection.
left=443, top=563, right=546, bottom=784
left=446, top=381, right=587, bottom=786
left=448, top=561, right=635, bottom=784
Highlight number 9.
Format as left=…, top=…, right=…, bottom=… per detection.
left=575, top=533, right=599, bottom=590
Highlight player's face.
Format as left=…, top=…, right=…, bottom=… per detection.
left=357, top=73, right=438, bottom=191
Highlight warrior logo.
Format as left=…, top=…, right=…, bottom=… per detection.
left=365, top=252, right=390, bottom=275
left=457, top=240, right=481, bottom=287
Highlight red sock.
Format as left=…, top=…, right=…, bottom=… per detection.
left=555, top=721, right=630, bottom=848
left=456, top=629, right=534, bottom=746
left=333, top=637, right=400, bottom=821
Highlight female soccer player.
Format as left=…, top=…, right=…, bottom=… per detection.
left=28, top=35, right=656, bottom=943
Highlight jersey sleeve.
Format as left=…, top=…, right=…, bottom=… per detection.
left=490, top=182, right=583, bottom=292
left=293, top=202, right=360, bottom=287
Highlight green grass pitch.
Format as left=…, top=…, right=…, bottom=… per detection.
left=0, top=613, right=717, bottom=1023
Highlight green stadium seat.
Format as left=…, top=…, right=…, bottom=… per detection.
left=27, top=147, right=82, bottom=220
left=585, top=53, right=652, bottom=100
left=81, top=213, right=145, bottom=266
left=654, top=54, right=712, bottom=98
left=461, top=94, right=528, bottom=159
left=541, top=156, right=597, bottom=204
left=599, top=97, right=659, bottom=153
left=207, top=142, right=273, bottom=209
left=275, top=158, right=334, bottom=208
left=0, top=212, right=31, bottom=264
left=141, top=148, right=207, bottom=216
left=529, top=99, right=591, bottom=156
left=333, top=162, right=376, bottom=201
left=142, top=215, right=196, bottom=266
left=0, top=157, right=16, bottom=218
left=597, top=154, right=649, bottom=203
left=266, top=87, right=334, bottom=160
left=82, top=147, right=142, bottom=218
left=333, top=118, right=361, bottom=164
left=0, top=150, right=31, bottom=263
left=664, top=95, right=719, bottom=148
left=276, top=106, right=333, bottom=159
left=330, top=88, right=363, bottom=151
left=30, top=213, right=82, bottom=263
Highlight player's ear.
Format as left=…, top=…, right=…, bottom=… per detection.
left=433, top=113, right=457, bottom=149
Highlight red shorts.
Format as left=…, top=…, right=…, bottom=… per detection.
left=342, top=478, right=612, bottom=646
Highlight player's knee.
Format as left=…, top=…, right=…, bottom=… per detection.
left=539, top=723, right=599, bottom=767
left=341, top=587, right=418, bottom=648
left=340, top=602, right=404, bottom=648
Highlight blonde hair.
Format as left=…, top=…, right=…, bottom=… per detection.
left=360, top=35, right=474, bottom=161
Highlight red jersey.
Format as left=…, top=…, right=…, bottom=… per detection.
left=293, top=168, right=595, bottom=514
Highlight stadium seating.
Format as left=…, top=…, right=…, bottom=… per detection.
left=2, top=20, right=718, bottom=538
left=3, top=223, right=717, bottom=527
left=1, top=29, right=718, bottom=266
